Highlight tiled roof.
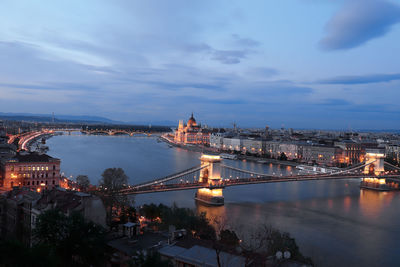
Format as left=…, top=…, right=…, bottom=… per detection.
left=13, top=152, right=59, bottom=163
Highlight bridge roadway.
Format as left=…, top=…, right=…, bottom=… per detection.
left=115, top=173, right=400, bottom=195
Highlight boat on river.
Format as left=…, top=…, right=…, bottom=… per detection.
left=220, top=153, right=237, bottom=160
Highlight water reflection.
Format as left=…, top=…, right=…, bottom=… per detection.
left=343, top=196, right=351, bottom=213
left=359, top=189, right=394, bottom=219
left=196, top=203, right=226, bottom=228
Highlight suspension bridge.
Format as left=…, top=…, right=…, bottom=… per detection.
left=111, top=152, right=400, bottom=205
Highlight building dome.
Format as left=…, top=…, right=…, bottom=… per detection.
left=187, top=113, right=197, bottom=126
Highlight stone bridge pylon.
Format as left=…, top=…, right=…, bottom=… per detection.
left=195, top=154, right=224, bottom=206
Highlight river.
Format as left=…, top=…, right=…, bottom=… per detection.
left=46, top=134, right=400, bottom=267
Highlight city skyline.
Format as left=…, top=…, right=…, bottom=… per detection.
left=1, top=0, right=400, bottom=129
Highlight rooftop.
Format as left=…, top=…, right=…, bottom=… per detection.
left=9, top=152, right=59, bottom=163
left=159, top=244, right=247, bottom=267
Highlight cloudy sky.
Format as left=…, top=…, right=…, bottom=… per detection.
left=0, top=0, right=400, bottom=129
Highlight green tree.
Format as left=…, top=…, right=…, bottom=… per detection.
left=34, top=209, right=107, bottom=266
left=99, top=168, right=130, bottom=225
left=0, top=239, right=58, bottom=267
left=238, top=225, right=312, bottom=265
left=99, top=168, right=128, bottom=190
left=279, top=152, right=288, bottom=161
left=219, top=229, right=240, bottom=247
left=140, top=203, right=161, bottom=221
left=76, top=175, right=90, bottom=191
left=119, top=206, right=137, bottom=224
left=33, top=208, right=68, bottom=247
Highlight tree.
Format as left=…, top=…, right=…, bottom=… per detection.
left=0, top=239, right=58, bottom=267
left=140, top=203, right=161, bottom=221
left=119, top=206, right=137, bottom=224
left=34, top=209, right=107, bottom=266
left=76, top=175, right=90, bottom=191
left=237, top=224, right=313, bottom=266
left=279, top=152, right=288, bottom=161
left=219, top=229, right=240, bottom=247
left=99, top=168, right=128, bottom=190
left=99, top=168, right=130, bottom=225
left=33, top=209, right=69, bottom=248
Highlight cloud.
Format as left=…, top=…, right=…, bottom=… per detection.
left=182, top=42, right=252, bottom=64
left=320, top=0, right=400, bottom=50
left=231, top=34, right=260, bottom=47
left=245, top=67, right=279, bottom=78
left=211, top=49, right=248, bottom=64
left=317, top=73, right=400, bottom=84
left=316, top=98, right=353, bottom=106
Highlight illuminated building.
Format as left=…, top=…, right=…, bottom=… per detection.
left=174, top=113, right=210, bottom=145
left=334, top=141, right=363, bottom=165
left=299, top=145, right=343, bottom=166
left=0, top=151, right=61, bottom=191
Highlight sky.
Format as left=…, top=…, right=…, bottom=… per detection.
left=0, top=0, right=400, bottom=129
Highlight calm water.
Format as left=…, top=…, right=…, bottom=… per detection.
left=47, top=134, right=400, bottom=267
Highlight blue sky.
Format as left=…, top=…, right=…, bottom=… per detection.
left=0, top=0, right=400, bottom=129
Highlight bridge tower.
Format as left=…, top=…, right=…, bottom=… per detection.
left=195, top=154, right=224, bottom=206
left=361, top=148, right=389, bottom=190
left=363, top=148, right=385, bottom=175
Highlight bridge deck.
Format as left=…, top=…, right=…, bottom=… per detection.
left=116, top=174, right=400, bottom=195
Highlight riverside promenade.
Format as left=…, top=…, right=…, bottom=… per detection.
left=160, top=134, right=300, bottom=167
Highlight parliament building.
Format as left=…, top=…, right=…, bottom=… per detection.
left=174, top=113, right=211, bottom=145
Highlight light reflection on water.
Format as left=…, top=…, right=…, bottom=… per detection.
left=46, top=135, right=400, bottom=267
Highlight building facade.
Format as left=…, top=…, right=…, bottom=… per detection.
left=174, top=113, right=211, bottom=145
left=300, top=145, right=343, bottom=166
left=334, top=141, right=364, bottom=165
left=0, top=152, right=61, bottom=191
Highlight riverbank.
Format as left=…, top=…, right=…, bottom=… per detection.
left=160, top=134, right=300, bottom=167
left=26, top=132, right=58, bottom=152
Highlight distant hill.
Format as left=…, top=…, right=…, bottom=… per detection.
left=0, top=112, right=121, bottom=124
left=127, top=120, right=177, bottom=127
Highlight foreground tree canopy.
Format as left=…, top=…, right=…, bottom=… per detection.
left=99, top=167, right=128, bottom=191
left=98, top=168, right=132, bottom=226
left=76, top=174, right=90, bottom=191
left=34, top=209, right=107, bottom=267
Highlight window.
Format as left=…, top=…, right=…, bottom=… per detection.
left=27, top=182, right=30, bottom=186
left=53, top=165, right=56, bottom=170
left=41, top=167, right=44, bottom=171
left=45, top=180, right=48, bottom=185
left=45, top=173, right=48, bottom=178
left=33, top=167, right=35, bottom=171
left=10, top=166, right=14, bottom=171
left=32, top=174, right=35, bottom=178
left=46, top=167, right=49, bottom=170
left=52, top=180, right=55, bottom=185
